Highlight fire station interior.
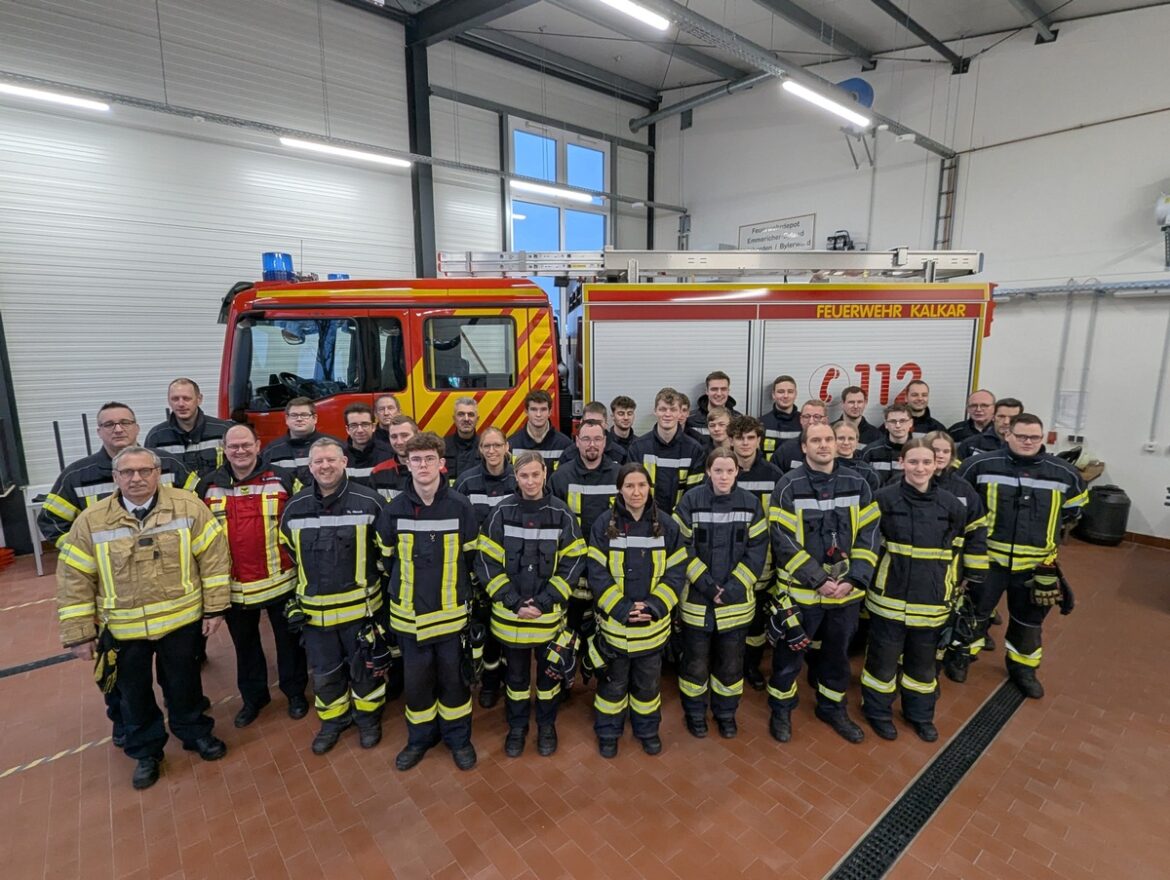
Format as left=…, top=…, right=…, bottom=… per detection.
left=1, top=1, right=1168, bottom=878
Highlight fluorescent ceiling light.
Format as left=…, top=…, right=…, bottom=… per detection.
left=279, top=137, right=411, bottom=168
left=511, top=213, right=527, bottom=221
left=598, top=0, right=670, bottom=31
left=0, top=82, right=109, bottom=112
left=782, top=80, right=871, bottom=128
left=510, top=179, right=596, bottom=204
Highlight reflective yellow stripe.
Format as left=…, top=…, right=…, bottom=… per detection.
left=315, top=692, right=351, bottom=720
left=438, top=698, right=472, bottom=720
left=536, top=684, right=560, bottom=701
left=484, top=573, right=510, bottom=598
left=686, top=557, right=708, bottom=583
left=710, top=676, right=743, bottom=697
left=680, top=599, right=708, bottom=629
left=767, top=682, right=797, bottom=701
left=856, top=501, right=880, bottom=529
left=650, top=583, right=677, bottom=611
left=479, top=536, right=506, bottom=564
left=594, top=693, right=628, bottom=715
left=748, top=517, right=768, bottom=539
left=598, top=614, right=672, bottom=653
left=1005, top=641, right=1042, bottom=667
left=42, top=493, right=80, bottom=521
left=884, top=543, right=953, bottom=561
left=506, top=685, right=532, bottom=701
left=817, top=682, right=845, bottom=702
left=442, top=533, right=460, bottom=610
left=190, top=519, right=221, bottom=556
left=629, top=693, right=661, bottom=714
left=678, top=676, right=708, bottom=697
left=405, top=702, right=438, bottom=724
left=731, top=562, right=756, bottom=591
left=900, top=672, right=937, bottom=694
left=491, top=606, right=564, bottom=645
left=547, top=575, right=571, bottom=601
left=354, top=524, right=368, bottom=588
left=586, top=546, right=608, bottom=566
left=597, top=585, right=622, bottom=614
left=769, top=506, right=798, bottom=531
left=673, top=513, right=693, bottom=539
left=399, top=533, right=415, bottom=607
left=354, top=683, right=387, bottom=712
left=231, top=569, right=296, bottom=606
left=861, top=669, right=896, bottom=694
left=59, top=543, right=97, bottom=574
left=58, top=601, right=96, bottom=621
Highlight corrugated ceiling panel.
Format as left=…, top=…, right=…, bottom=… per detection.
left=0, top=106, right=413, bottom=488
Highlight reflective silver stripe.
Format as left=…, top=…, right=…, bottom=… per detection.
left=690, top=510, right=754, bottom=524
left=141, top=517, right=195, bottom=536
left=956, top=496, right=968, bottom=506
left=204, top=482, right=284, bottom=498
left=977, top=474, right=1069, bottom=492
left=693, top=427, right=711, bottom=436
left=641, top=455, right=691, bottom=468
left=567, top=484, right=617, bottom=495
left=76, top=482, right=116, bottom=498
left=346, top=466, right=376, bottom=478
left=160, top=474, right=176, bottom=486
left=793, top=496, right=860, bottom=511
left=397, top=518, right=460, bottom=531
left=503, top=526, right=563, bottom=540
left=379, top=489, right=401, bottom=501
left=765, top=430, right=799, bottom=440
left=155, top=439, right=221, bottom=453
left=786, top=460, right=804, bottom=471
left=737, top=480, right=776, bottom=492
left=467, top=494, right=508, bottom=508
left=870, top=461, right=903, bottom=472
left=92, top=527, right=134, bottom=545
left=289, top=514, right=377, bottom=528
left=269, top=456, right=310, bottom=468
left=609, top=535, right=665, bottom=549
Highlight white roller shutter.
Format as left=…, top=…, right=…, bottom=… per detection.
left=590, top=320, right=753, bottom=435
left=759, top=318, right=978, bottom=426
left=431, top=96, right=502, bottom=253
left=0, top=105, right=413, bottom=488
left=615, top=147, right=649, bottom=249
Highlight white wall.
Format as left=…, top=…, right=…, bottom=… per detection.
left=654, top=5, right=1170, bottom=537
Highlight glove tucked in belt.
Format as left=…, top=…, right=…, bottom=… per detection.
left=765, top=594, right=811, bottom=652
left=1027, top=565, right=1061, bottom=607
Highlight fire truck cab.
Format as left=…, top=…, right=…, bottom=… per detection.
left=217, top=269, right=560, bottom=446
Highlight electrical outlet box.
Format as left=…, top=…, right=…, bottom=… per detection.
left=1143, top=442, right=1159, bottom=453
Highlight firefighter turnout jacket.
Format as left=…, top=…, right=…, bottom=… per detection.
left=835, top=417, right=883, bottom=450
left=455, top=463, right=518, bottom=527
left=377, top=482, right=479, bottom=643
left=861, top=438, right=906, bottom=486
left=279, top=478, right=386, bottom=628
left=867, top=480, right=988, bottom=629
left=477, top=493, right=586, bottom=646
left=343, top=438, right=394, bottom=485
left=57, top=486, right=230, bottom=645
left=910, top=408, right=947, bottom=438
left=956, top=448, right=1087, bottom=571
left=769, top=463, right=881, bottom=606
left=508, top=426, right=572, bottom=470
left=685, top=394, right=741, bottom=439
left=957, top=428, right=1003, bottom=460
left=197, top=464, right=296, bottom=607
left=761, top=406, right=801, bottom=459
left=549, top=456, right=620, bottom=539
left=145, top=409, right=232, bottom=477
left=673, top=484, right=767, bottom=633
left=444, top=433, right=480, bottom=485
left=586, top=499, right=687, bottom=656
left=40, top=448, right=197, bottom=549
left=839, top=456, right=882, bottom=493
left=627, top=426, right=705, bottom=515
left=262, top=431, right=330, bottom=489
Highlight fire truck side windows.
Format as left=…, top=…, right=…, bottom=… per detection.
left=423, top=316, right=517, bottom=391
left=247, top=318, right=361, bottom=410
left=373, top=317, right=407, bottom=392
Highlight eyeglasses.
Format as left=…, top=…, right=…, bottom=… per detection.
left=98, top=419, right=136, bottom=429
left=479, top=442, right=506, bottom=451
left=224, top=443, right=256, bottom=452
left=408, top=455, right=441, bottom=467
left=347, top=422, right=373, bottom=430
left=579, top=437, right=605, bottom=445
left=288, top=412, right=315, bottom=420
left=115, top=466, right=159, bottom=478
left=1011, top=433, right=1043, bottom=443
left=886, top=418, right=912, bottom=426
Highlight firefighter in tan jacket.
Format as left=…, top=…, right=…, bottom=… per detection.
left=57, top=446, right=231, bottom=790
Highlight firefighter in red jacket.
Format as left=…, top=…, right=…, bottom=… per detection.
left=197, top=423, right=309, bottom=727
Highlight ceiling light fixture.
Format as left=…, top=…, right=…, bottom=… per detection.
left=597, top=0, right=670, bottom=31
left=782, top=80, right=871, bottom=128
left=279, top=137, right=412, bottom=168
left=510, top=179, right=597, bottom=203
left=0, top=82, right=109, bottom=112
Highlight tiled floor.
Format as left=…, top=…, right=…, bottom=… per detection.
left=1, top=539, right=1167, bottom=879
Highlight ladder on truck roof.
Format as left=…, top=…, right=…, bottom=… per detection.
left=436, top=247, right=983, bottom=283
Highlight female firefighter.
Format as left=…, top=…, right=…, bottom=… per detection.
left=476, top=452, right=586, bottom=758
left=672, top=447, right=768, bottom=739
left=586, top=462, right=688, bottom=758
left=861, top=439, right=987, bottom=742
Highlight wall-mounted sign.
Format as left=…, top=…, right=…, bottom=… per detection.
left=738, top=213, right=815, bottom=252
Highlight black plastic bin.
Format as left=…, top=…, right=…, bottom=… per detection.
left=1074, top=484, right=1131, bottom=546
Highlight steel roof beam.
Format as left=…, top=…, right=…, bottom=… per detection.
left=410, top=0, right=540, bottom=47
left=867, top=0, right=968, bottom=73
left=456, top=28, right=660, bottom=105
left=751, top=0, right=877, bottom=69
left=1005, top=0, right=1058, bottom=42
left=546, top=0, right=750, bottom=82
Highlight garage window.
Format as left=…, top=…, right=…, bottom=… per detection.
left=424, top=316, right=517, bottom=390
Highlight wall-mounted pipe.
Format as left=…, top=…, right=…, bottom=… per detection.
left=995, top=278, right=1170, bottom=299
left=1150, top=313, right=1170, bottom=443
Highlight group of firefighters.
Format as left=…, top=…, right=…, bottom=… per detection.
left=46, top=371, right=1087, bottom=789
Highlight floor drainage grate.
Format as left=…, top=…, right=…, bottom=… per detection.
left=827, top=680, right=1026, bottom=879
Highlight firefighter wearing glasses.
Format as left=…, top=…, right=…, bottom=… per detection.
left=862, top=439, right=987, bottom=742
left=56, top=446, right=229, bottom=790
left=944, top=414, right=1086, bottom=698
left=197, top=423, right=309, bottom=727
left=673, top=447, right=767, bottom=739
left=280, top=438, right=388, bottom=755
left=587, top=463, right=688, bottom=758
left=378, top=432, right=480, bottom=772
left=768, top=423, right=880, bottom=745
left=477, top=452, right=586, bottom=757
